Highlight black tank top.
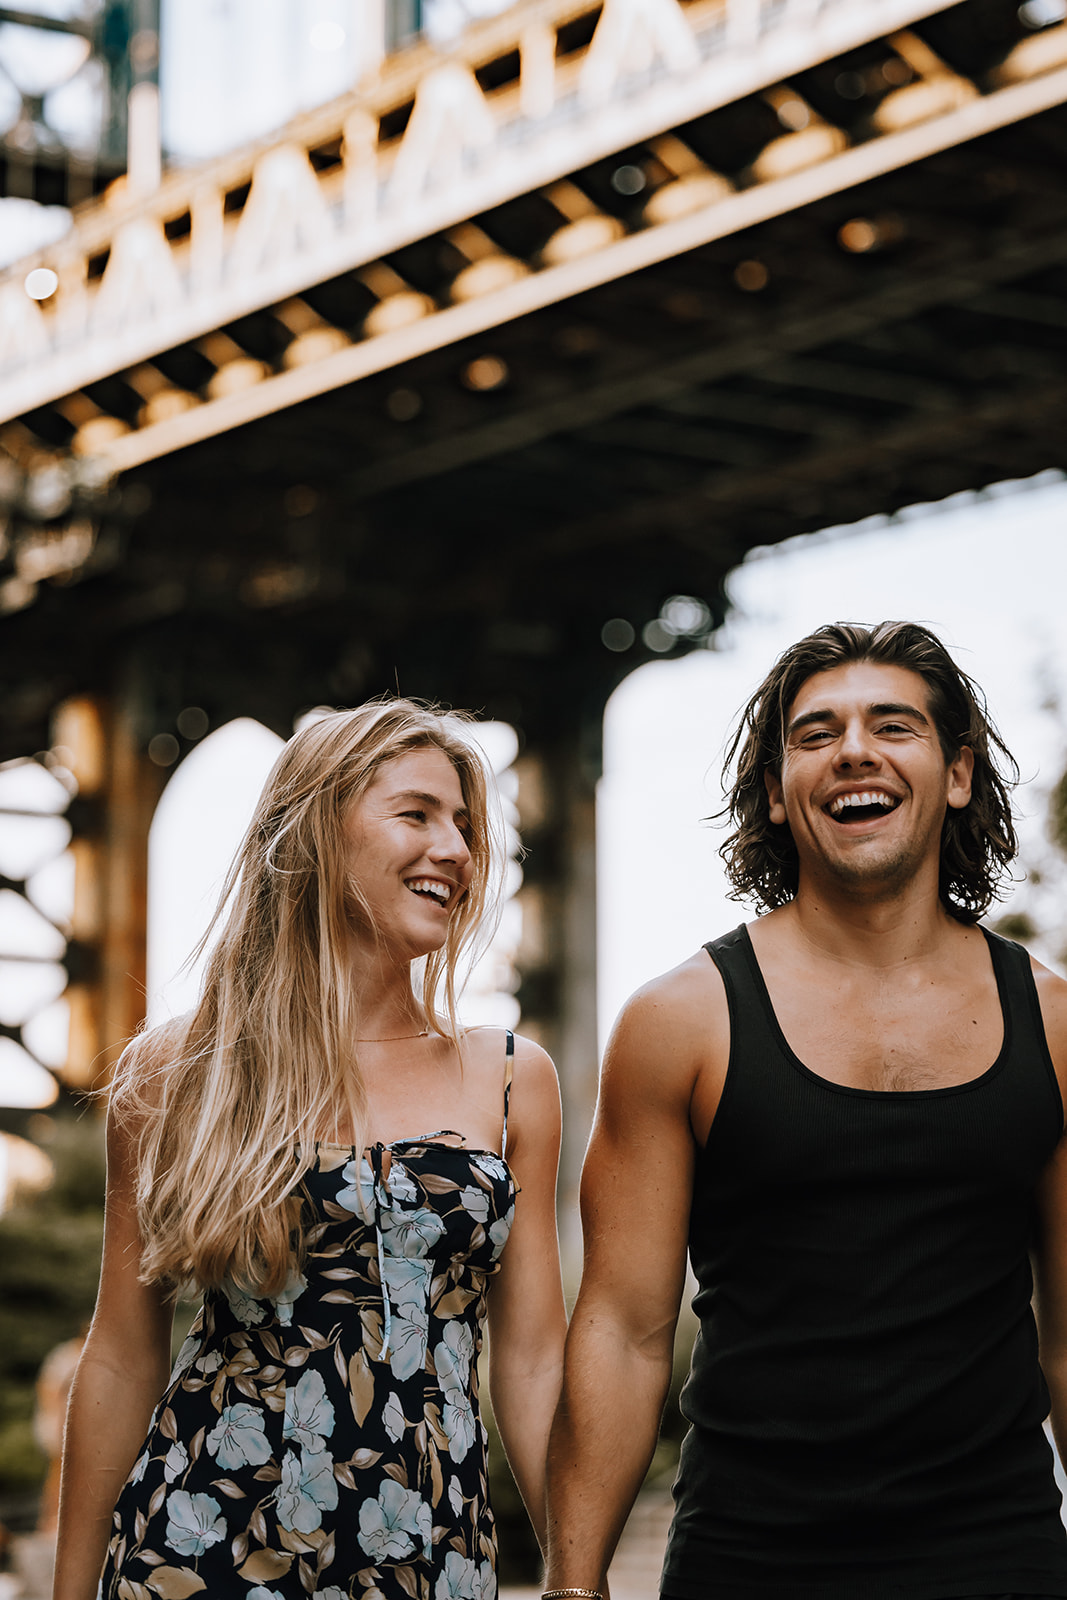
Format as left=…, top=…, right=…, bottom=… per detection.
left=662, top=924, right=1067, bottom=1600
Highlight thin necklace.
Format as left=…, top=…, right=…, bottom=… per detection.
left=355, top=1029, right=429, bottom=1043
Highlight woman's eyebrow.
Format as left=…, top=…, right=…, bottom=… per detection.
left=392, top=788, right=470, bottom=818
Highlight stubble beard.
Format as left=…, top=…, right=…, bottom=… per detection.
left=817, top=828, right=930, bottom=901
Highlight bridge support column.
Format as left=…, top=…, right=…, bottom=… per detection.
left=55, top=693, right=164, bottom=1092
left=515, top=721, right=601, bottom=1285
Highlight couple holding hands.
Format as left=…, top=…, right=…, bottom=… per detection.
left=56, top=622, right=1067, bottom=1600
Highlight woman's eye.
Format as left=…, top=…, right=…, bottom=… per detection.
left=402, top=809, right=427, bottom=822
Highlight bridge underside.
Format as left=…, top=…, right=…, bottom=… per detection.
left=4, top=98, right=1067, bottom=761
left=1, top=0, right=1066, bottom=1167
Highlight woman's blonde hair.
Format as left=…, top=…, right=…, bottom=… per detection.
left=111, top=698, right=505, bottom=1295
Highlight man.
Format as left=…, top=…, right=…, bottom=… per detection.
left=545, top=621, right=1067, bottom=1600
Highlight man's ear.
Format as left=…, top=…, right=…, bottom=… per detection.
left=946, top=745, right=974, bottom=811
left=765, top=767, right=787, bottom=827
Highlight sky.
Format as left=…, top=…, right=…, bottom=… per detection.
left=159, top=0, right=518, bottom=164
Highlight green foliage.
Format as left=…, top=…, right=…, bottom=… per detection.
left=990, top=910, right=1038, bottom=945
left=1051, top=769, right=1067, bottom=859
left=0, top=1115, right=105, bottom=1495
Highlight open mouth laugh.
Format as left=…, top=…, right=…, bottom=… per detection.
left=826, top=791, right=902, bottom=824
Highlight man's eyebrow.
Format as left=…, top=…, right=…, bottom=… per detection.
left=869, top=701, right=930, bottom=725
left=786, top=701, right=930, bottom=739
left=786, top=708, right=835, bottom=738
left=392, top=789, right=470, bottom=816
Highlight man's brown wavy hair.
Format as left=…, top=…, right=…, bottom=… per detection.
left=719, top=620, right=1018, bottom=924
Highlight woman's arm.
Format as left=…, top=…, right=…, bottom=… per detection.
left=486, top=1036, right=567, bottom=1555
left=544, top=957, right=723, bottom=1596
left=53, top=1100, right=175, bottom=1600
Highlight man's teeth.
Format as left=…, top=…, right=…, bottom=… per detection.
left=828, top=791, right=897, bottom=816
left=407, top=878, right=449, bottom=903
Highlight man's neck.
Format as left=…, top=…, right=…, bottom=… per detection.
left=767, top=883, right=967, bottom=971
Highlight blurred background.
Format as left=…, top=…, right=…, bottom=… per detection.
left=1, top=0, right=1067, bottom=1592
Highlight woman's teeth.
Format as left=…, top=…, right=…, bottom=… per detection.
left=407, top=878, right=449, bottom=904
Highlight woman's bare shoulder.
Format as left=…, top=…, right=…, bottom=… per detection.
left=460, top=1023, right=556, bottom=1080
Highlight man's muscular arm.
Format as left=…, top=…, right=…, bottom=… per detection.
left=1032, top=959, right=1067, bottom=1466
left=544, top=954, right=728, bottom=1594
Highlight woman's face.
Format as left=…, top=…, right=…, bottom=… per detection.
left=343, top=746, right=474, bottom=961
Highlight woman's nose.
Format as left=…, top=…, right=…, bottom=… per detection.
left=431, top=820, right=471, bottom=864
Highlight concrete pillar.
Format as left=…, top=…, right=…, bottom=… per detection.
left=55, top=693, right=164, bottom=1091
left=514, top=723, right=601, bottom=1286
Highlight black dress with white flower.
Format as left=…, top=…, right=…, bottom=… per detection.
left=99, top=1037, right=517, bottom=1600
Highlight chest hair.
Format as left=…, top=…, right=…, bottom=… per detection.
left=771, top=973, right=1003, bottom=1093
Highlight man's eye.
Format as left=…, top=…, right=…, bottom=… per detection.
left=800, top=729, right=834, bottom=744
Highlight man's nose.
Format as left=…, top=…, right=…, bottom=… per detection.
left=835, top=720, right=878, bottom=767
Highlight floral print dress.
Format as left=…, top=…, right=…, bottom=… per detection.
left=99, top=1036, right=517, bottom=1600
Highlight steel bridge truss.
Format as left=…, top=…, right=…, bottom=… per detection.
left=1, top=0, right=1066, bottom=503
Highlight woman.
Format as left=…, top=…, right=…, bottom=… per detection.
left=54, top=700, right=567, bottom=1600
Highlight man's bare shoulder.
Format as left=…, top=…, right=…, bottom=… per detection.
left=629, top=946, right=726, bottom=1018
left=1030, top=953, right=1067, bottom=1082
left=608, top=945, right=729, bottom=1072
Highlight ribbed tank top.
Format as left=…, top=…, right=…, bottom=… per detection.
left=662, top=924, right=1067, bottom=1600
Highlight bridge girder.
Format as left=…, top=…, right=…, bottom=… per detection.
left=0, top=0, right=1063, bottom=762
left=0, top=0, right=1065, bottom=1162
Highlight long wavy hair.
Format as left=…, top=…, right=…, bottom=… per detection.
left=111, top=699, right=505, bottom=1295
left=719, top=621, right=1018, bottom=923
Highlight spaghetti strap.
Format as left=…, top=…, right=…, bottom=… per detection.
left=502, top=1028, right=515, bottom=1158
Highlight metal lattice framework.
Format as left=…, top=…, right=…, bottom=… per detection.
left=0, top=1, right=159, bottom=208
left=0, top=0, right=1066, bottom=1152
left=2, top=0, right=1064, bottom=463
left=0, top=0, right=1064, bottom=747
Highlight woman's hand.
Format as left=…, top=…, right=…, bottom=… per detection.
left=486, top=1035, right=567, bottom=1554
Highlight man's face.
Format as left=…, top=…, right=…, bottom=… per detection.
left=764, top=660, right=974, bottom=902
